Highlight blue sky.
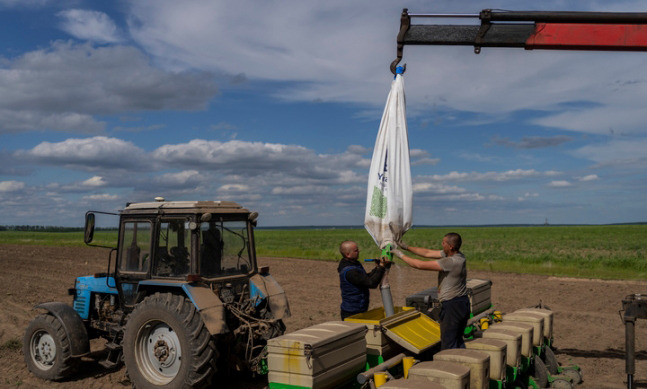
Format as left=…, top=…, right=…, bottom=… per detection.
left=1, top=0, right=646, bottom=227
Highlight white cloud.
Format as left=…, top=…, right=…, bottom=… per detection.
left=421, top=169, right=561, bottom=183
left=0, top=109, right=104, bottom=134
left=492, top=135, right=573, bottom=149
left=549, top=180, right=572, bottom=187
left=272, top=185, right=330, bottom=195
left=83, top=193, right=119, bottom=201
left=82, top=176, right=107, bottom=187
left=578, top=174, right=599, bottom=182
left=413, top=182, right=465, bottom=194
left=121, top=0, right=647, bottom=142
left=154, top=139, right=311, bottom=166
left=0, top=42, right=217, bottom=133
left=573, top=138, right=647, bottom=167
left=6, top=136, right=375, bottom=221
left=57, top=9, right=122, bottom=43
left=444, top=193, right=486, bottom=201
left=218, top=184, right=250, bottom=192
left=17, top=136, right=147, bottom=170
left=532, top=106, right=647, bottom=135
left=152, top=139, right=367, bottom=181
left=412, top=157, right=440, bottom=166
left=409, top=149, right=429, bottom=158
left=128, top=1, right=394, bottom=83
left=518, top=192, right=539, bottom=201
left=0, top=0, right=50, bottom=7
left=0, top=180, right=25, bottom=192
left=347, top=145, right=370, bottom=155
left=153, top=170, right=202, bottom=186
left=410, top=149, right=440, bottom=165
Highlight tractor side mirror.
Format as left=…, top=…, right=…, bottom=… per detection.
left=84, top=212, right=95, bottom=244
left=248, top=211, right=258, bottom=227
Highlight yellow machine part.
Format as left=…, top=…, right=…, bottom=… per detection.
left=346, top=307, right=440, bottom=354
left=345, top=306, right=414, bottom=325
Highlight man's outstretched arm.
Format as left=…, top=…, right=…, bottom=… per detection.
left=346, top=266, right=385, bottom=288
left=392, top=249, right=444, bottom=272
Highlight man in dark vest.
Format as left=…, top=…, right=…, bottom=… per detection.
left=338, top=240, right=386, bottom=320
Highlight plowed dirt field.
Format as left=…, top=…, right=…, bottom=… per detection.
left=1, top=245, right=646, bottom=388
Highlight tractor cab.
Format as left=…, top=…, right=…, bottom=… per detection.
left=84, top=199, right=260, bottom=306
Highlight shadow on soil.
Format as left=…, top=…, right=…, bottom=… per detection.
left=557, top=347, right=647, bottom=360
left=68, top=348, right=269, bottom=388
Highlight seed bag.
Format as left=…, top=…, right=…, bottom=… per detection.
left=364, top=72, right=412, bottom=250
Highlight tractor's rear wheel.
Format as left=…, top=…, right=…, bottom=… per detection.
left=23, top=314, right=80, bottom=381
left=123, top=293, right=217, bottom=389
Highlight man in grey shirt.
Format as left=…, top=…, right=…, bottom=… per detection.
left=392, top=232, right=469, bottom=349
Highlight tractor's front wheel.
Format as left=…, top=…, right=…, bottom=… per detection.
left=23, top=314, right=80, bottom=381
left=123, top=293, right=217, bottom=389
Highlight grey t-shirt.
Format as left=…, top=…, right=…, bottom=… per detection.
left=437, top=251, right=468, bottom=302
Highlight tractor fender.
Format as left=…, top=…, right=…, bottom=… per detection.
left=34, top=301, right=90, bottom=357
left=182, top=284, right=227, bottom=335
left=137, top=280, right=228, bottom=335
left=250, top=274, right=291, bottom=320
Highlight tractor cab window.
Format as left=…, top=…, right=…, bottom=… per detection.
left=119, top=221, right=152, bottom=273
left=200, top=220, right=251, bottom=277
left=153, top=219, right=191, bottom=277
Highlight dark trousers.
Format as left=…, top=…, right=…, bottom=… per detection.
left=439, top=295, right=470, bottom=350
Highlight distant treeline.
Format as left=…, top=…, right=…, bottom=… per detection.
left=0, top=226, right=122, bottom=232
left=1, top=222, right=645, bottom=232
left=0, top=226, right=83, bottom=232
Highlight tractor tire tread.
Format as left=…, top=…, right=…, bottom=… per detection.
left=123, top=292, right=217, bottom=389
left=23, top=314, right=80, bottom=381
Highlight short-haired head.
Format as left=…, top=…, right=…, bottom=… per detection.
left=444, top=232, right=462, bottom=251
left=340, top=240, right=358, bottom=258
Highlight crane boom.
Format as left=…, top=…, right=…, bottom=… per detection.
left=392, top=8, right=647, bottom=73
left=391, top=9, right=647, bottom=389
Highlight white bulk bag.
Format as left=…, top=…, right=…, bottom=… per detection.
left=364, top=73, right=412, bottom=249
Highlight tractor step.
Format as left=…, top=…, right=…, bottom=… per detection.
left=100, top=339, right=123, bottom=369
left=98, top=358, right=120, bottom=369
left=104, top=341, right=121, bottom=351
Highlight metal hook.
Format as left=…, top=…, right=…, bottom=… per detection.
left=391, top=8, right=411, bottom=75
left=390, top=60, right=406, bottom=75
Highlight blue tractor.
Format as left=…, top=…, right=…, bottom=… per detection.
left=23, top=199, right=290, bottom=388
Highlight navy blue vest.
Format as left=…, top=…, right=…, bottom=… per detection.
left=339, top=263, right=370, bottom=313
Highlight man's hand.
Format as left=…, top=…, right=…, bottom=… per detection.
left=391, top=248, right=405, bottom=258
left=397, top=240, right=409, bottom=250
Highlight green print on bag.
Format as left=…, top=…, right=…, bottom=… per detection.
left=369, top=186, right=387, bottom=218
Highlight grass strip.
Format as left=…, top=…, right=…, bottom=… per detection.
left=1, top=225, right=645, bottom=280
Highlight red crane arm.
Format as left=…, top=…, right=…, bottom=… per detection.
left=391, top=8, right=647, bottom=73
left=527, top=23, right=647, bottom=51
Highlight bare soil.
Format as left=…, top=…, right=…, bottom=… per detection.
left=1, top=244, right=646, bottom=388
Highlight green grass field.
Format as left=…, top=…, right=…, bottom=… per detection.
left=1, top=225, right=645, bottom=280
